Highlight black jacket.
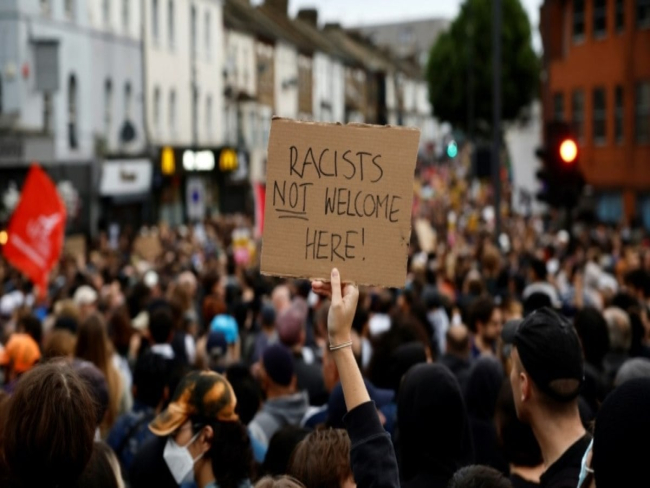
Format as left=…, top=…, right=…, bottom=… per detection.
left=345, top=401, right=400, bottom=488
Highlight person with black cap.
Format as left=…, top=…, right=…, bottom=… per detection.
left=510, top=307, right=591, bottom=488
left=248, top=344, right=309, bottom=448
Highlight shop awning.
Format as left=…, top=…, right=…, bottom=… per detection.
left=100, top=159, right=152, bottom=197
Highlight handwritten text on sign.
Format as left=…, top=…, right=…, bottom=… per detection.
left=261, top=118, right=420, bottom=288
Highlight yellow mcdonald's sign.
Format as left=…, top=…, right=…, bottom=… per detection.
left=219, top=149, right=238, bottom=172
left=161, top=146, right=175, bottom=175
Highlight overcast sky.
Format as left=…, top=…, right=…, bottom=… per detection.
left=252, top=0, right=543, bottom=51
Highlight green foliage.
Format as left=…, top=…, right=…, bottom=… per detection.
left=426, top=0, right=539, bottom=134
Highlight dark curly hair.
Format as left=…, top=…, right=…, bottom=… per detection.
left=191, top=417, right=253, bottom=488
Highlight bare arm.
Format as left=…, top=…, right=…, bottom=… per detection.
left=312, top=268, right=369, bottom=411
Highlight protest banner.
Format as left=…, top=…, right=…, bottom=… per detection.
left=261, top=118, right=420, bottom=288
left=414, top=219, right=437, bottom=254
left=133, top=235, right=163, bottom=262
left=63, top=234, right=86, bottom=259
left=2, top=165, right=66, bottom=295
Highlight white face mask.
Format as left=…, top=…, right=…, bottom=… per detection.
left=163, top=431, right=204, bottom=485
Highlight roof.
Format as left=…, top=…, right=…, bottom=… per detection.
left=256, top=5, right=322, bottom=55
left=323, top=27, right=394, bottom=73
left=223, top=0, right=290, bottom=44
left=291, top=17, right=353, bottom=63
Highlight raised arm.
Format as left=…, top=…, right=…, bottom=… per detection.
left=312, top=269, right=400, bottom=488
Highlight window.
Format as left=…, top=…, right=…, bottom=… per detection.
left=192, top=87, right=199, bottom=141
left=205, top=12, right=211, bottom=59
left=152, top=0, right=159, bottom=42
left=597, top=192, right=623, bottom=224
left=594, top=0, right=607, bottom=37
left=572, top=89, right=585, bottom=143
left=169, top=89, right=176, bottom=134
left=104, top=79, right=112, bottom=136
left=573, top=0, right=585, bottom=41
left=103, top=0, right=110, bottom=26
left=191, top=6, right=197, bottom=56
left=553, top=92, right=564, bottom=121
left=124, top=82, right=132, bottom=120
left=65, top=0, right=74, bottom=20
left=639, top=0, right=650, bottom=27
left=399, top=27, right=413, bottom=44
left=168, top=0, right=175, bottom=48
left=615, top=86, right=624, bottom=143
left=122, top=0, right=129, bottom=32
left=249, top=111, right=256, bottom=146
left=206, top=95, right=213, bottom=137
left=616, top=0, right=625, bottom=32
left=636, top=82, right=650, bottom=143
left=593, top=87, right=606, bottom=144
left=40, top=0, right=51, bottom=16
left=154, top=86, right=161, bottom=134
left=243, top=47, right=249, bottom=87
left=68, top=74, right=78, bottom=149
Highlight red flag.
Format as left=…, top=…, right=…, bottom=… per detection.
left=254, top=182, right=266, bottom=239
left=2, top=165, right=66, bottom=295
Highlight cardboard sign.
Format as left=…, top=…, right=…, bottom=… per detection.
left=414, top=219, right=437, bottom=254
left=63, top=234, right=86, bottom=259
left=261, top=118, right=420, bottom=287
left=133, top=235, right=163, bottom=262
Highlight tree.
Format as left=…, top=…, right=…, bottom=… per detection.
left=426, top=0, right=539, bottom=135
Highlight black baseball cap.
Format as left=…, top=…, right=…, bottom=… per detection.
left=513, top=307, right=584, bottom=402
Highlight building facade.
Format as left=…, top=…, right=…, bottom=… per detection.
left=541, top=0, right=650, bottom=224
left=0, top=0, right=146, bottom=233
left=143, top=0, right=229, bottom=224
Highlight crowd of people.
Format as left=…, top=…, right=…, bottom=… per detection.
left=0, top=163, right=650, bottom=488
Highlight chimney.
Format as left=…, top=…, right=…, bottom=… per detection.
left=297, top=8, right=318, bottom=26
left=264, top=0, right=288, bottom=15
left=324, top=22, right=342, bottom=31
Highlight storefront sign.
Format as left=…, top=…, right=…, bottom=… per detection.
left=219, top=149, right=238, bottom=172
left=100, top=160, right=152, bottom=197
left=183, top=150, right=215, bottom=171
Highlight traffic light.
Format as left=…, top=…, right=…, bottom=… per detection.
left=446, top=140, right=458, bottom=159
left=535, top=122, right=584, bottom=208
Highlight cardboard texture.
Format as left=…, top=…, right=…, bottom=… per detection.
left=415, top=219, right=437, bottom=254
left=261, top=118, right=420, bottom=288
left=63, top=234, right=86, bottom=259
left=133, top=235, right=163, bottom=262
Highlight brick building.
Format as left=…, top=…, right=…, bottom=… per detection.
left=540, top=0, right=650, bottom=225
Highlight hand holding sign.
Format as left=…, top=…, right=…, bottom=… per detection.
left=312, top=268, right=359, bottom=345
left=261, top=118, right=420, bottom=287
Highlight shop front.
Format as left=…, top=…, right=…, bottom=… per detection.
left=99, top=159, right=154, bottom=233
left=154, top=146, right=252, bottom=225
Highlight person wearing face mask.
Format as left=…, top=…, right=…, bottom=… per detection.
left=148, top=370, right=253, bottom=488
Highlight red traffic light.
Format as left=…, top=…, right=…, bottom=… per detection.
left=559, top=138, right=578, bottom=164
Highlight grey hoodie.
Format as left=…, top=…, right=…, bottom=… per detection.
left=248, top=391, right=310, bottom=447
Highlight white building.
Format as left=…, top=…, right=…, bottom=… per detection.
left=311, top=52, right=345, bottom=123
left=273, top=41, right=297, bottom=119
left=142, top=0, right=224, bottom=148
left=0, top=0, right=146, bottom=233
left=505, top=101, right=544, bottom=216
left=293, top=9, right=345, bottom=124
